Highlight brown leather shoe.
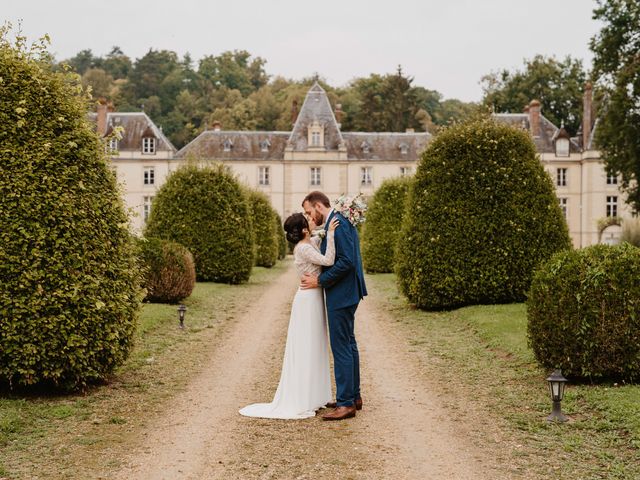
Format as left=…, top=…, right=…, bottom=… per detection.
left=325, top=398, right=363, bottom=410
left=321, top=405, right=356, bottom=421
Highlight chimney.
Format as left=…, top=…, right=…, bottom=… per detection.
left=335, top=103, right=343, bottom=129
left=529, top=99, right=541, bottom=138
left=211, top=120, right=221, bottom=132
left=583, top=82, right=593, bottom=149
left=405, top=128, right=415, bottom=133
left=291, top=99, right=299, bottom=126
left=97, top=98, right=108, bottom=136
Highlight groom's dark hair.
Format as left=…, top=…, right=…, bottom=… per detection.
left=302, top=191, right=330, bottom=208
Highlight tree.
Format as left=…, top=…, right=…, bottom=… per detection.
left=65, top=48, right=102, bottom=75
left=199, top=50, right=268, bottom=96
left=590, top=0, right=640, bottom=212
left=0, top=30, right=140, bottom=389
left=81, top=67, right=115, bottom=99
left=396, top=117, right=571, bottom=310
left=481, top=55, right=586, bottom=134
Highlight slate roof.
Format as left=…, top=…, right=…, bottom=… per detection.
left=342, top=132, right=431, bottom=161
left=89, top=112, right=177, bottom=153
left=288, top=82, right=344, bottom=150
left=176, top=131, right=290, bottom=160
left=493, top=113, right=581, bottom=154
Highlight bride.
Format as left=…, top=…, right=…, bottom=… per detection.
left=239, top=212, right=339, bottom=419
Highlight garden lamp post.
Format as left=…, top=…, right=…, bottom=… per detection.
left=546, top=369, right=569, bottom=422
left=177, top=304, right=187, bottom=329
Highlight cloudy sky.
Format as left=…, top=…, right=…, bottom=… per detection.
left=4, top=0, right=601, bottom=102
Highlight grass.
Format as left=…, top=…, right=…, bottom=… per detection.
left=0, top=261, right=290, bottom=479
left=367, top=273, right=640, bottom=479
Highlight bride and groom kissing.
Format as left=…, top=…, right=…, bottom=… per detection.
left=240, top=191, right=367, bottom=421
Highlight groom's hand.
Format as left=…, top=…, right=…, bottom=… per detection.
left=300, top=274, right=319, bottom=289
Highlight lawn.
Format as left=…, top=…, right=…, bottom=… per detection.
left=368, top=273, right=640, bottom=479
left=0, top=261, right=289, bottom=479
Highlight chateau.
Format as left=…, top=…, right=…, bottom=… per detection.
left=98, top=82, right=630, bottom=248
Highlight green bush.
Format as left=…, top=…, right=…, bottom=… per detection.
left=137, top=238, right=196, bottom=304
left=0, top=32, right=140, bottom=389
left=527, top=243, right=640, bottom=381
left=144, top=164, right=254, bottom=283
left=362, top=177, right=412, bottom=273
left=275, top=213, right=287, bottom=260
left=621, top=217, right=640, bottom=247
left=396, top=117, right=571, bottom=310
left=247, top=190, right=279, bottom=268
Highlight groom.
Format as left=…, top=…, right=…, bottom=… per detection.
left=301, top=191, right=367, bottom=421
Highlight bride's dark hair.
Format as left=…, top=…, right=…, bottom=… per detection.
left=283, top=213, right=309, bottom=245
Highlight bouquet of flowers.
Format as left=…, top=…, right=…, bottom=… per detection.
left=333, top=193, right=367, bottom=226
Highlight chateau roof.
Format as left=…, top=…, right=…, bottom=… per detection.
left=288, top=82, right=344, bottom=150
left=342, top=132, right=431, bottom=161
left=493, top=113, right=581, bottom=154
left=89, top=111, right=177, bottom=152
left=176, top=131, right=290, bottom=160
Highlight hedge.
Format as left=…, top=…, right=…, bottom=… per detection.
left=527, top=243, right=640, bottom=381
left=275, top=213, right=287, bottom=260
left=144, top=163, right=254, bottom=283
left=0, top=32, right=140, bottom=389
left=247, top=189, right=279, bottom=268
left=396, top=117, right=572, bottom=310
left=362, top=176, right=412, bottom=273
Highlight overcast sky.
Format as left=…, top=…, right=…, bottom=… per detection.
left=3, top=0, right=601, bottom=102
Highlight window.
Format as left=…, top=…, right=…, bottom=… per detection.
left=310, top=167, right=321, bottom=186
left=606, top=196, right=618, bottom=218
left=143, top=196, right=154, bottom=222
left=311, top=131, right=321, bottom=146
left=400, top=166, right=412, bottom=177
left=607, top=172, right=618, bottom=185
left=259, top=166, right=270, bottom=186
left=143, top=167, right=155, bottom=186
left=223, top=139, right=233, bottom=152
left=108, top=138, right=118, bottom=153
left=142, top=137, right=156, bottom=154
left=361, top=167, right=373, bottom=186
left=555, top=138, right=570, bottom=157
left=399, top=143, right=409, bottom=155
left=361, top=141, right=370, bottom=154
left=556, top=168, right=567, bottom=187
left=308, top=120, right=324, bottom=148
left=559, top=197, right=568, bottom=220
left=260, top=139, right=271, bottom=152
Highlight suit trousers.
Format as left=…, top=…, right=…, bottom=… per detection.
left=327, top=303, right=360, bottom=407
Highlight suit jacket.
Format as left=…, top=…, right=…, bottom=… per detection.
left=319, top=210, right=367, bottom=310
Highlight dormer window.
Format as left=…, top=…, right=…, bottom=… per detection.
left=307, top=120, right=324, bottom=148
left=361, top=141, right=371, bottom=154
left=223, top=138, right=233, bottom=152
left=555, top=137, right=570, bottom=157
left=142, top=137, right=156, bottom=154
left=109, top=138, right=119, bottom=152
left=260, top=139, right=271, bottom=152
left=399, top=143, right=409, bottom=155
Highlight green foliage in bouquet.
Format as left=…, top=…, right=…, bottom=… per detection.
left=362, top=176, right=412, bottom=273
left=247, top=189, right=279, bottom=268
left=0, top=30, right=140, bottom=389
left=137, top=238, right=196, bottom=304
left=396, top=117, right=571, bottom=310
left=527, top=243, right=640, bottom=381
left=144, top=163, right=254, bottom=283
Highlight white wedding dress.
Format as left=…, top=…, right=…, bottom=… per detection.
left=239, top=233, right=335, bottom=419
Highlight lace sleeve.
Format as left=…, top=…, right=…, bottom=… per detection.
left=298, top=232, right=335, bottom=266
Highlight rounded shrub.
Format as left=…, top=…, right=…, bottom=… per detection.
left=144, top=164, right=254, bottom=283
left=362, top=176, right=412, bottom=273
left=247, top=190, right=279, bottom=268
left=527, top=243, right=640, bottom=381
left=0, top=33, right=140, bottom=389
left=396, top=117, right=572, bottom=310
left=275, top=213, right=287, bottom=260
left=137, top=238, right=196, bottom=304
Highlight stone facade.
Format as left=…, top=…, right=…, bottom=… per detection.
left=100, top=83, right=631, bottom=247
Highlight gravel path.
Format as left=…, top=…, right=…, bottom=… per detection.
left=112, top=262, right=495, bottom=479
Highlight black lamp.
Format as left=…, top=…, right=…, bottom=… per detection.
left=546, top=369, right=569, bottom=422
left=177, top=304, right=187, bottom=329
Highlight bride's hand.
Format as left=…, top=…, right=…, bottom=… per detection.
left=328, top=218, right=339, bottom=232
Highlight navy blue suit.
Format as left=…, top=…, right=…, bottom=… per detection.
left=319, top=210, right=367, bottom=407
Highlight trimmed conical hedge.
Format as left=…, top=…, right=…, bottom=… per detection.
left=247, top=190, right=279, bottom=268
left=528, top=244, right=640, bottom=381
left=0, top=34, right=140, bottom=389
left=144, top=164, right=254, bottom=283
left=362, top=176, right=412, bottom=273
left=275, top=213, right=287, bottom=260
left=396, top=117, right=571, bottom=310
